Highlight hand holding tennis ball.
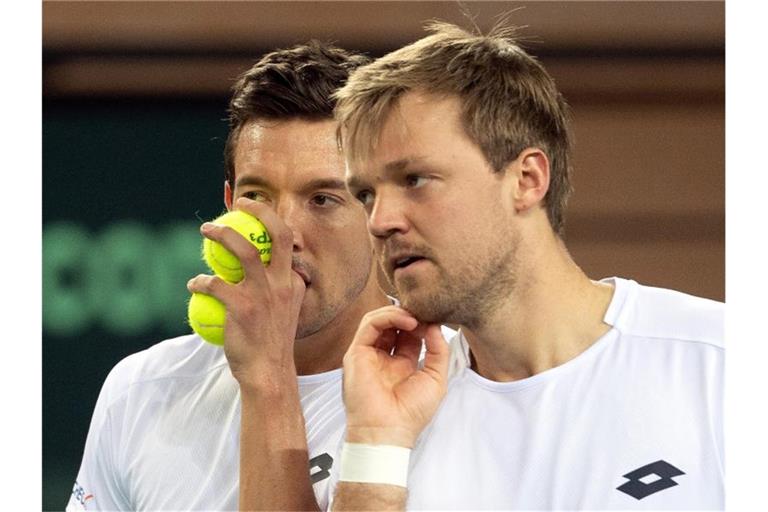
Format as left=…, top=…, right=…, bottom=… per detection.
left=189, top=210, right=272, bottom=345
left=203, top=210, right=272, bottom=283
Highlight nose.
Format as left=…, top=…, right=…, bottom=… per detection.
left=275, top=200, right=305, bottom=251
left=368, top=192, right=409, bottom=239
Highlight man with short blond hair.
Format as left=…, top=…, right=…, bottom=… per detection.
left=331, top=22, right=724, bottom=510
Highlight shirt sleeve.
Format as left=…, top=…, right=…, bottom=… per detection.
left=66, top=363, right=132, bottom=511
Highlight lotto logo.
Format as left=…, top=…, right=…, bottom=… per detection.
left=309, top=453, right=333, bottom=484
left=617, top=460, right=685, bottom=500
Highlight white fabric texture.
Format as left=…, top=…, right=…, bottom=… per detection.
left=66, top=326, right=458, bottom=511
left=401, top=277, right=724, bottom=510
left=324, top=277, right=724, bottom=510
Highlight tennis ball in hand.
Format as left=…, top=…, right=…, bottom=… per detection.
left=202, top=210, right=272, bottom=283
left=188, top=292, right=226, bottom=346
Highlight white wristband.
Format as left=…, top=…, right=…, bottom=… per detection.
left=338, top=442, right=412, bottom=487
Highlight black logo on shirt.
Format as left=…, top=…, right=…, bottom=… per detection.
left=309, top=452, right=333, bottom=484
left=616, top=460, right=685, bottom=500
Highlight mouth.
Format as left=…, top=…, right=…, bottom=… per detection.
left=291, top=266, right=312, bottom=287
left=389, top=255, right=428, bottom=275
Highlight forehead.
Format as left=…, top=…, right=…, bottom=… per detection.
left=235, top=118, right=344, bottom=187
left=381, top=91, right=464, bottom=147
left=346, top=92, right=470, bottom=180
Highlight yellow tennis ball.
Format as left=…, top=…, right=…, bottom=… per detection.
left=202, top=210, right=272, bottom=283
left=187, top=292, right=226, bottom=346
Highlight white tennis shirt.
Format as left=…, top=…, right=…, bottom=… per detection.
left=68, top=276, right=722, bottom=510
left=66, top=324, right=457, bottom=511
left=65, top=336, right=347, bottom=511
left=397, top=277, right=724, bottom=509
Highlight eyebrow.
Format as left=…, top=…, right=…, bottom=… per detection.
left=384, top=157, right=426, bottom=173
left=235, top=175, right=272, bottom=190
left=236, top=175, right=347, bottom=194
left=297, top=178, right=347, bottom=195
left=346, top=156, right=428, bottom=190
left=345, top=175, right=367, bottom=192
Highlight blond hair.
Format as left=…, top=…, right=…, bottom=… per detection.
left=335, top=21, right=573, bottom=235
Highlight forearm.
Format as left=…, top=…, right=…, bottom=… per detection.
left=330, top=313, right=450, bottom=511
left=239, top=378, right=320, bottom=511
left=332, top=482, right=406, bottom=511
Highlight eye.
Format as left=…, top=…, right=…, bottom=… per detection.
left=355, top=190, right=374, bottom=207
left=405, top=174, right=429, bottom=188
left=311, top=194, right=340, bottom=208
left=242, top=190, right=268, bottom=202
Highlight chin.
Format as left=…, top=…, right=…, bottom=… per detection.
left=295, top=301, right=338, bottom=340
left=399, top=291, right=454, bottom=325
left=294, top=304, right=320, bottom=340
left=295, top=320, right=322, bottom=341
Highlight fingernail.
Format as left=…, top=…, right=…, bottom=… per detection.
left=200, top=222, right=212, bottom=232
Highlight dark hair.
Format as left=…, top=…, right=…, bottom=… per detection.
left=224, top=41, right=370, bottom=190
left=335, top=22, right=573, bottom=236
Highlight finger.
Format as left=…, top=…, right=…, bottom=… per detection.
left=234, top=198, right=294, bottom=274
left=201, top=222, right=268, bottom=284
left=391, top=330, right=423, bottom=366
left=372, top=320, right=425, bottom=354
left=421, top=324, right=451, bottom=382
left=373, top=327, right=398, bottom=354
left=187, top=274, right=232, bottom=305
left=390, top=319, right=428, bottom=356
left=289, top=270, right=307, bottom=307
left=352, top=306, right=419, bottom=348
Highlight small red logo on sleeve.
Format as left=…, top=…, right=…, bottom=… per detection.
left=71, top=481, right=94, bottom=508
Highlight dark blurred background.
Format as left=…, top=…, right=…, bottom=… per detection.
left=42, top=1, right=724, bottom=509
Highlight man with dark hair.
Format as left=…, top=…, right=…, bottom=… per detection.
left=67, top=42, right=405, bottom=511
left=330, top=22, right=724, bottom=510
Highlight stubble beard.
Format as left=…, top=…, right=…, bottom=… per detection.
left=394, top=237, right=520, bottom=330
left=294, top=258, right=373, bottom=340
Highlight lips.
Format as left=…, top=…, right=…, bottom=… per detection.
left=388, top=253, right=427, bottom=275
left=291, top=264, right=312, bottom=287
left=382, top=239, right=434, bottom=278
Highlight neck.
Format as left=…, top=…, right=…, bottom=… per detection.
left=463, top=228, right=615, bottom=382
left=293, top=278, right=390, bottom=376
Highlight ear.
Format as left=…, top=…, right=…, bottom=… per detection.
left=512, top=148, right=550, bottom=213
left=224, top=180, right=234, bottom=211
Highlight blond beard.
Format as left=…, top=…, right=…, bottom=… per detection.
left=394, top=238, right=519, bottom=330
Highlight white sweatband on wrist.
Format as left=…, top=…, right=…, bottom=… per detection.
left=339, top=442, right=412, bottom=487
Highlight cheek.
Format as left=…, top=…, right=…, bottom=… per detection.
left=338, top=229, right=374, bottom=263
left=417, top=195, right=468, bottom=234
left=307, top=216, right=372, bottom=260
left=428, top=205, right=504, bottom=259
left=456, top=188, right=510, bottom=232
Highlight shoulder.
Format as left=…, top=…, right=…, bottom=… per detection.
left=98, top=334, right=228, bottom=409
left=606, top=277, right=724, bottom=351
